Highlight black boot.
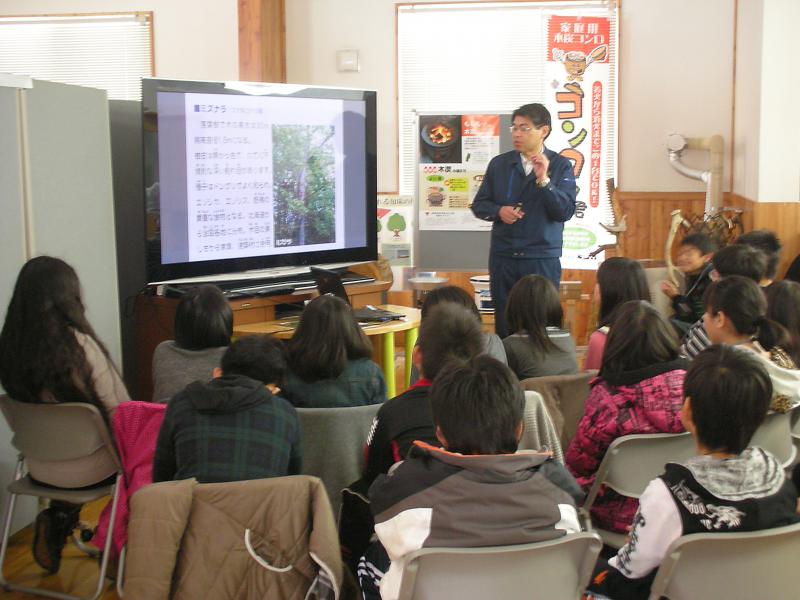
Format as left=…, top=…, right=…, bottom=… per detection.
left=31, top=503, right=80, bottom=574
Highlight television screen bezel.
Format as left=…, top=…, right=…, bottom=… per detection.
left=142, top=77, right=378, bottom=284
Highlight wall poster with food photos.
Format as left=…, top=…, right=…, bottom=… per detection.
left=417, top=113, right=504, bottom=231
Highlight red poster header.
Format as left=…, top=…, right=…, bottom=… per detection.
left=548, top=16, right=610, bottom=59
left=461, top=115, right=500, bottom=137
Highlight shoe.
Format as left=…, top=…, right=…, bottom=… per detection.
left=31, top=507, right=73, bottom=574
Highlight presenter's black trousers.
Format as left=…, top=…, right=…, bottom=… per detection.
left=489, top=254, right=561, bottom=339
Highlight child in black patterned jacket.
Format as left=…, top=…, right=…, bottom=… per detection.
left=588, top=345, right=799, bottom=600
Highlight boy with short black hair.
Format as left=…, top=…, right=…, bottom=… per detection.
left=736, top=229, right=782, bottom=284
left=361, top=356, right=582, bottom=600
left=360, top=302, right=486, bottom=486
left=153, top=335, right=301, bottom=483
left=660, top=233, right=717, bottom=327
left=588, top=345, right=799, bottom=600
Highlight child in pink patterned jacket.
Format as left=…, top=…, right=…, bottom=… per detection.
left=566, top=300, right=688, bottom=532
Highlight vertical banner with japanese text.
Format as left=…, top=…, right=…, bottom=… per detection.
left=546, top=14, right=615, bottom=269
left=418, top=114, right=498, bottom=231
left=377, top=194, right=414, bottom=266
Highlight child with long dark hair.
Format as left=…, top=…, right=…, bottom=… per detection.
left=765, top=280, right=800, bottom=366
left=566, top=300, right=687, bottom=533
left=584, top=257, right=651, bottom=370
left=0, top=256, right=130, bottom=573
left=283, top=294, right=386, bottom=408
left=503, top=274, right=577, bottom=379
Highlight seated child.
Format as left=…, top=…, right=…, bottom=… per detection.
left=503, top=274, right=578, bottom=379
left=360, top=355, right=583, bottom=600
left=588, top=345, right=800, bottom=600
left=283, top=294, right=386, bottom=408
left=152, top=335, right=301, bottom=483
left=567, top=301, right=687, bottom=533
left=152, top=284, right=231, bottom=402
left=660, top=233, right=716, bottom=330
left=360, top=303, right=485, bottom=487
left=680, top=243, right=768, bottom=359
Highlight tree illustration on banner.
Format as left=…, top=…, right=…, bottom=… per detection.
left=272, top=124, right=336, bottom=247
left=387, top=214, right=407, bottom=238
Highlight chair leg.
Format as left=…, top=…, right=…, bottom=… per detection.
left=90, top=474, right=122, bottom=600
left=0, top=490, right=19, bottom=588
left=116, top=546, right=126, bottom=598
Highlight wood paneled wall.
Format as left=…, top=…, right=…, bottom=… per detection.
left=618, top=191, right=800, bottom=278
left=238, top=0, right=286, bottom=82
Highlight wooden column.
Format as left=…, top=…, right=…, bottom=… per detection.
left=238, top=0, right=286, bottom=82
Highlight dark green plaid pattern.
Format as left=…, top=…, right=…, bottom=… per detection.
left=153, top=379, right=302, bottom=484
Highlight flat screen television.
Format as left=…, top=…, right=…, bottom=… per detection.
left=142, top=78, right=377, bottom=283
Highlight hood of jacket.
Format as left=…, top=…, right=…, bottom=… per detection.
left=682, top=446, right=786, bottom=501
left=184, top=374, right=271, bottom=413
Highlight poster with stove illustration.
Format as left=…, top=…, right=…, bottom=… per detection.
left=417, top=114, right=500, bottom=231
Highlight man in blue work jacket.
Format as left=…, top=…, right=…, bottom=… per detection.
left=471, top=103, right=577, bottom=338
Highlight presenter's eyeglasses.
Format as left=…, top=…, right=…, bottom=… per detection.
left=509, top=124, right=540, bottom=133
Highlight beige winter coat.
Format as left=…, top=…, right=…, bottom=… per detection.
left=124, top=475, right=343, bottom=600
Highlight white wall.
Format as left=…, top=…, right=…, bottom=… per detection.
left=618, top=0, right=734, bottom=192
left=1, top=0, right=239, bottom=82
left=757, top=0, right=800, bottom=202
left=287, top=0, right=737, bottom=194
left=733, top=0, right=762, bottom=201
left=286, top=0, right=398, bottom=191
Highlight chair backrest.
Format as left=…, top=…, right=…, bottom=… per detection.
left=750, top=410, right=796, bottom=468
left=648, top=522, right=800, bottom=600
left=519, top=390, right=564, bottom=463
left=584, top=432, right=695, bottom=510
left=521, top=371, right=597, bottom=449
left=0, top=394, right=120, bottom=468
left=397, top=532, right=602, bottom=600
left=296, top=403, right=382, bottom=516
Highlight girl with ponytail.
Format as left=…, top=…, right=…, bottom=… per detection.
left=702, top=276, right=800, bottom=411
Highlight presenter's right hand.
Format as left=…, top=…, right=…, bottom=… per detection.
left=498, top=205, right=524, bottom=224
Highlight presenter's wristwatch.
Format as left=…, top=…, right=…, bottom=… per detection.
left=536, top=176, right=551, bottom=188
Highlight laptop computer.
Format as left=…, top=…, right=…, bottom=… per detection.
left=310, top=267, right=405, bottom=322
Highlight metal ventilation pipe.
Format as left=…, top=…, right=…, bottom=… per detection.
left=666, top=133, right=724, bottom=214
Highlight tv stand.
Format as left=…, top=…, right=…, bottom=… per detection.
left=133, top=261, right=390, bottom=400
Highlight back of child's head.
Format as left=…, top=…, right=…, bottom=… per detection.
left=174, top=284, right=233, bottom=350
left=711, top=244, right=767, bottom=282
left=430, top=355, right=524, bottom=455
left=418, top=302, right=484, bottom=380
left=505, top=275, right=562, bottom=354
left=703, top=276, right=767, bottom=338
left=596, top=257, right=651, bottom=326
left=680, top=232, right=717, bottom=256
left=221, top=335, right=287, bottom=386
left=765, top=281, right=800, bottom=364
left=288, top=294, right=372, bottom=381
left=600, top=300, right=679, bottom=378
left=736, top=230, right=782, bottom=281
left=685, top=345, right=772, bottom=454
left=420, top=285, right=481, bottom=321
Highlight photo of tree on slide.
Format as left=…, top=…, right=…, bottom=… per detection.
left=272, top=124, right=336, bottom=247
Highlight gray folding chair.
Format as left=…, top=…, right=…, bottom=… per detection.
left=296, top=403, right=381, bottom=517
left=396, top=532, right=602, bottom=600
left=0, top=395, right=123, bottom=600
left=583, top=432, right=695, bottom=548
left=648, top=521, right=800, bottom=599
left=750, top=409, right=796, bottom=468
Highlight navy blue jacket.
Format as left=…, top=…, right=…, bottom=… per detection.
left=471, top=148, right=576, bottom=258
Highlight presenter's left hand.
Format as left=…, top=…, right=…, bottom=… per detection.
left=532, top=152, right=550, bottom=182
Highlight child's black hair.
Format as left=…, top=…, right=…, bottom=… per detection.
left=221, top=335, right=287, bottom=386
left=430, top=355, right=524, bottom=455
left=685, top=345, right=772, bottom=454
